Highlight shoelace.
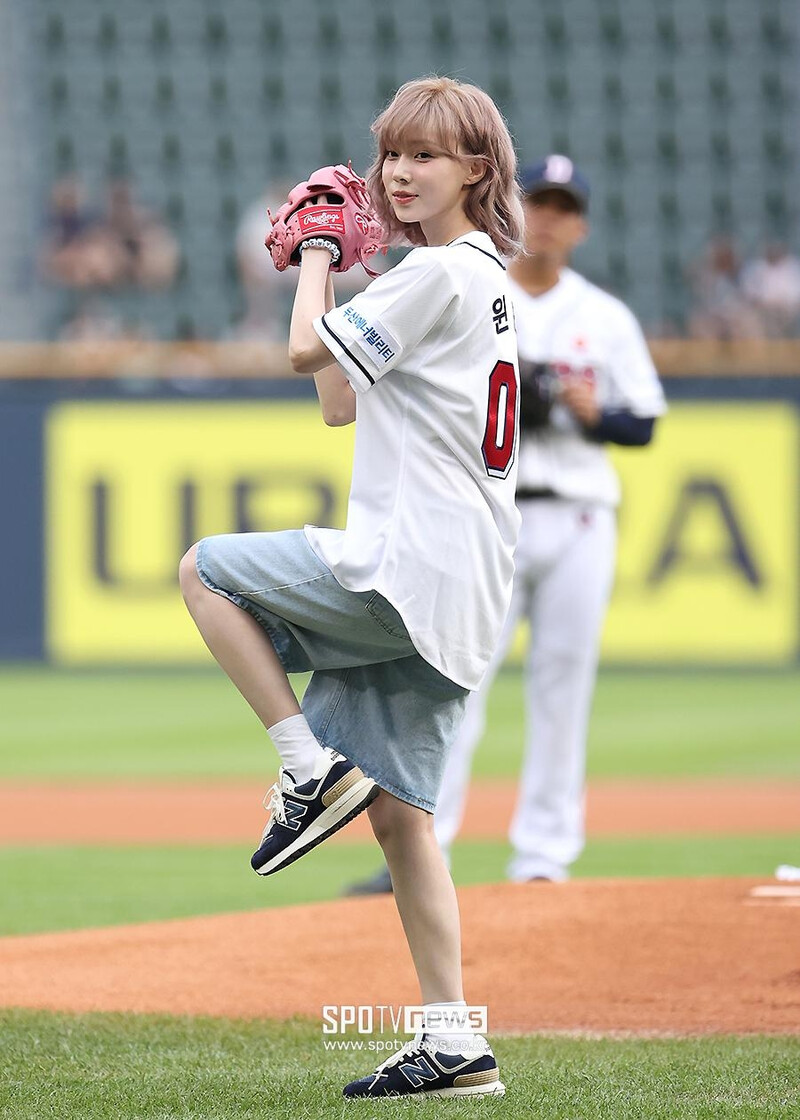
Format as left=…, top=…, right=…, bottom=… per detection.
left=373, top=1034, right=426, bottom=1077
left=260, top=753, right=341, bottom=842
left=261, top=767, right=293, bottom=835
left=372, top=1032, right=489, bottom=1078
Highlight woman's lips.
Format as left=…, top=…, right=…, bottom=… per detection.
left=393, top=193, right=417, bottom=205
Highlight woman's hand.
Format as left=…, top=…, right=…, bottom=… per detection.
left=285, top=194, right=356, bottom=423
left=288, top=195, right=338, bottom=374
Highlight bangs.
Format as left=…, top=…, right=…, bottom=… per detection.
left=373, top=82, right=465, bottom=157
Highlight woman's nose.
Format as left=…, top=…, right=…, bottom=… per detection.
left=393, top=157, right=412, bottom=182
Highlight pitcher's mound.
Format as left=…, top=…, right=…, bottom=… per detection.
left=1, top=878, right=797, bottom=1035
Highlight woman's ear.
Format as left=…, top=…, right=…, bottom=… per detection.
left=463, top=158, right=487, bottom=186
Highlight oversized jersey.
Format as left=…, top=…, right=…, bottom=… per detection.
left=513, top=268, right=666, bottom=506
left=310, top=231, right=521, bottom=690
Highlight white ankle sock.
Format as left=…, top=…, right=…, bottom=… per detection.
left=423, top=1001, right=484, bottom=1053
left=266, top=714, right=328, bottom=785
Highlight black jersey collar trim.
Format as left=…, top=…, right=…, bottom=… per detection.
left=447, top=233, right=506, bottom=270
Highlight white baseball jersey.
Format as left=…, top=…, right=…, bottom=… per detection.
left=309, top=231, right=521, bottom=690
left=513, top=268, right=666, bottom=506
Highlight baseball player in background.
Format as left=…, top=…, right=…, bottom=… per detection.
left=348, top=154, right=666, bottom=893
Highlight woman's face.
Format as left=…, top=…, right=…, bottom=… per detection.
left=382, top=138, right=481, bottom=243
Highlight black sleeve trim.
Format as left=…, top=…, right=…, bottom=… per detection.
left=319, top=315, right=375, bottom=386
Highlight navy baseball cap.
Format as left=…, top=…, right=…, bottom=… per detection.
left=519, top=155, right=590, bottom=212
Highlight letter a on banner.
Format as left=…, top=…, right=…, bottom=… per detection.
left=648, top=477, right=761, bottom=587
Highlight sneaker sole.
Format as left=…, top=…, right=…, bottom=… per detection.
left=423, top=1080, right=505, bottom=1098
left=253, top=776, right=379, bottom=876
left=345, top=1080, right=506, bottom=1101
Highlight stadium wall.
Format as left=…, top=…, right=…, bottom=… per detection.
left=1, top=372, right=799, bottom=667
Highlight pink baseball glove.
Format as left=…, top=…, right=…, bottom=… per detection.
left=265, top=161, right=386, bottom=276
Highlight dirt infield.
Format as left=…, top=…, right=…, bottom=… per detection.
left=1, top=778, right=798, bottom=843
left=1, top=878, right=798, bottom=1034
left=3, top=780, right=798, bottom=1035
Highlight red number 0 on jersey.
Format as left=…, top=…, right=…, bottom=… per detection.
left=482, top=360, right=518, bottom=478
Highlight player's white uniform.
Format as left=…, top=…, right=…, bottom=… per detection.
left=312, top=231, right=521, bottom=690
left=434, top=266, right=667, bottom=879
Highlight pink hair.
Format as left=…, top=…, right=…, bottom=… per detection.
left=366, top=76, right=524, bottom=256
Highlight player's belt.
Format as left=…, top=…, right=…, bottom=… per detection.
left=515, top=487, right=559, bottom=500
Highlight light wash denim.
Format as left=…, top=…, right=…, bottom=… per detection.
left=196, top=530, right=467, bottom=812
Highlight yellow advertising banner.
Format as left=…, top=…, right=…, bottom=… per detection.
left=604, top=402, right=799, bottom=662
left=46, top=401, right=354, bottom=662
left=46, top=400, right=799, bottom=665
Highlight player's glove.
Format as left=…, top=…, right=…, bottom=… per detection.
left=265, top=162, right=387, bottom=277
left=519, top=360, right=560, bottom=429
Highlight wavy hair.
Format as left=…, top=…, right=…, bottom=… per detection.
left=365, top=77, right=524, bottom=256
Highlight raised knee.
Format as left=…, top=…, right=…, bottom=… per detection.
left=178, top=543, right=201, bottom=602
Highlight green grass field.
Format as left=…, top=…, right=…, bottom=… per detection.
left=1, top=665, right=798, bottom=935
left=2, top=666, right=799, bottom=1118
left=1, top=666, right=798, bottom=936
left=2, top=1011, right=797, bottom=1120
left=1, top=834, right=796, bottom=937
left=2, top=665, right=799, bottom=780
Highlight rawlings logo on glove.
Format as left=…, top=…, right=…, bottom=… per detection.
left=298, top=210, right=347, bottom=234
left=265, top=162, right=387, bottom=276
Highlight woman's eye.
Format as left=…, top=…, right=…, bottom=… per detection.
left=385, top=151, right=398, bottom=160
left=416, top=152, right=433, bottom=161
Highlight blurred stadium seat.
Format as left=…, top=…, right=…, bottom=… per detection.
left=0, top=0, right=796, bottom=340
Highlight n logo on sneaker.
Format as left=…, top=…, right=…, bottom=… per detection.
left=282, top=799, right=308, bottom=831
left=399, top=1056, right=439, bottom=1088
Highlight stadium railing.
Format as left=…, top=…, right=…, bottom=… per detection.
left=0, top=340, right=799, bottom=380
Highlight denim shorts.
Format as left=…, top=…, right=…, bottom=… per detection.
left=195, top=530, right=468, bottom=812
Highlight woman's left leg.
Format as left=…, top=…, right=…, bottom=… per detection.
left=368, top=791, right=463, bottom=1002
left=341, top=789, right=505, bottom=1100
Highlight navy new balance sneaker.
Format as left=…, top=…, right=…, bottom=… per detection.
left=251, top=755, right=378, bottom=876
left=343, top=1034, right=505, bottom=1100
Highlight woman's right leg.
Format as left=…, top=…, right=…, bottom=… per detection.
left=179, top=534, right=410, bottom=876
left=179, top=543, right=301, bottom=731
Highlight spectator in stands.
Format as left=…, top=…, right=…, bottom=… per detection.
left=233, top=186, right=297, bottom=342
left=41, top=176, right=180, bottom=294
left=741, top=242, right=800, bottom=338
left=57, top=298, right=124, bottom=341
left=99, top=178, right=180, bottom=289
left=687, top=235, right=762, bottom=340
left=40, top=176, right=125, bottom=289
